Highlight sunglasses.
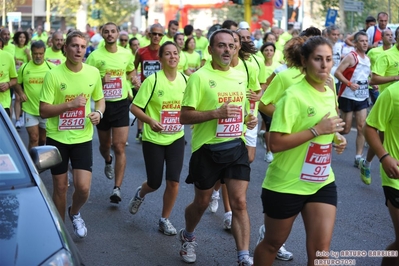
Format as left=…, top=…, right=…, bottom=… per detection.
left=151, top=32, right=164, bottom=37
left=120, top=39, right=128, bottom=42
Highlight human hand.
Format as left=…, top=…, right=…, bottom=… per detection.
left=314, top=112, right=345, bottom=135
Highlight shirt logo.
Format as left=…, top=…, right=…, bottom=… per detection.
left=100, top=60, right=106, bottom=67
left=209, top=80, right=216, bottom=88
left=60, top=83, right=67, bottom=91
left=89, top=84, right=94, bottom=87
left=158, top=90, right=164, bottom=97
left=307, top=106, right=315, bottom=117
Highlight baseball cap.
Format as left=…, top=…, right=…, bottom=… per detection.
left=260, top=20, right=271, bottom=27
left=238, top=21, right=250, bottom=30
left=365, top=16, right=376, bottom=23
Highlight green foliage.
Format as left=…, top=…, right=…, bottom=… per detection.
left=210, top=3, right=263, bottom=24
left=0, top=0, right=26, bottom=15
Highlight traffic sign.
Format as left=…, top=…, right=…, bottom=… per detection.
left=325, top=9, right=338, bottom=27
left=7, top=12, right=22, bottom=23
left=343, top=0, right=364, bottom=12
left=274, top=0, right=283, bottom=9
left=274, top=9, right=283, bottom=21
left=140, top=0, right=148, bottom=5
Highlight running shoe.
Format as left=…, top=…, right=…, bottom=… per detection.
left=359, top=158, right=371, bottom=185
left=68, top=206, right=87, bottom=238
left=159, top=218, right=177, bottom=235
left=135, top=132, right=142, bottom=143
left=257, top=130, right=266, bottom=149
left=238, top=256, right=253, bottom=266
left=276, top=244, right=293, bottom=261
left=15, top=121, right=21, bottom=130
left=110, top=187, right=122, bottom=203
left=104, top=154, right=115, bottom=180
left=179, top=229, right=197, bottom=263
left=264, top=151, right=274, bottom=163
left=208, top=193, right=219, bottom=213
left=128, top=186, right=144, bottom=214
left=223, top=211, right=232, bottom=230
left=19, top=116, right=24, bottom=127
left=256, top=224, right=265, bottom=245
left=354, top=157, right=361, bottom=168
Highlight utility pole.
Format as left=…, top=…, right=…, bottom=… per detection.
left=2, top=0, right=6, bottom=27
left=45, top=0, right=50, bottom=31
left=244, top=0, right=251, bottom=26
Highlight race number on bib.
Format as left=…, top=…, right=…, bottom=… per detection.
left=58, top=106, right=86, bottom=130
left=103, top=77, right=122, bottom=100
left=300, top=142, right=332, bottom=182
left=160, top=110, right=184, bottom=134
left=354, top=80, right=369, bottom=99
left=47, top=59, right=61, bottom=65
left=216, top=106, right=243, bottom=138
left=143, top=60, right=161, bottom=77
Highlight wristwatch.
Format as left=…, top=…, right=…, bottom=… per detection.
left=95, top=110, right=103, bottom=119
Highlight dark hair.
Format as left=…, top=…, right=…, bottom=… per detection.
left=354, top=31, right=368, bottom=42
left=182, top=37, right=195, bottom=51
left=13, top=31, right=30, bottom=46
left=284, top=36, right=308, bottom=68
left=365, top=16, right=376, bottom=23
left=301, top=36, right=332, bottom=63
left=183, top=24, right=194, bottom=36
left=173, top=32, right=184, bottom=43
left=65, top=30, right=86, bottom=46
left=168, top=20, right=179, bottom=28
left=0, top=37, right=4, bottom=49
left=239, top=41, right=257, bottom=59
left=209, top=29, right=234, bottom=47
left=102, top=22, right=119, bottom=33
left=260, top=42, right=276, bottom=53
left=221, top=20, right=238, bottom=30
left=263, top=32, right=276, bottom=43
left=159, top=41, right=178, bottom=58
left=377, top=12, right=388, bottom=19
left=299, top=26, right=322, bottom=37
left=31, top=40, right=46, bottom=51
left=129, top=37, right=139, bottom=47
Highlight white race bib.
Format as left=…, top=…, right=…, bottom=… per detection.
left=103, top=77, right=122, bottom=100
left=58, top=106, right=86, bottom=130
left=216, top=106, right=243, bottom=138
left=160, top=110, right=183, bottom=134
left=300, top=142, right=332, bottom=182
left=354, top=80, right=369, bottom=99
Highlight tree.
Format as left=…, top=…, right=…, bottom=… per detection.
left=210, top=2, right=263, bottom=25
left=0, top=0, right=26, bottom=26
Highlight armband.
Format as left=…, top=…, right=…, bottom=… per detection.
left=379, top=153, right=390, bottom=163
left=95, top=110, right=103, bottom=119
left=347, top=81, right=352, bottom=87
left=309, top=127, right=319, bottom=137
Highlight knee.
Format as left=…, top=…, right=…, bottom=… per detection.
left=147, top=180, right=162, bottom=191
left=166, top=180, right=179, bottom=190
left=53, top=182, right=68, bottom=195
left=341, top=126, right=351, bottom=135
left=75, top=184, right=91, bottom=196
left=112, top=143, right=126, bottom=155
left=229, top=196, right=247, bottom=212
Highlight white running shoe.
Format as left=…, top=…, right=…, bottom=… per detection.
left=104, top=154, right=115, bottom=179
left=128, top=186, right=144, bottom=214
left=159, top=218, right=177, bottom=235
left=208, top=192, right=220, bottom=213
left=68, top=206, right=87, bottom=238
left=179, top=229, right=197, bottom=263
left=223, top=211, right=232, bottom=230
left=110, top=187, right=122, bottom=203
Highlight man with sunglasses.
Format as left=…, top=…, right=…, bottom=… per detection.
left=118, top=31, right=129, bottom=49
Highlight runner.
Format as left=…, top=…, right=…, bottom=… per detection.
left=173, top=32, right=190, bottom=75
left=182, top=37, right=201, bottom=74
left=366, top=12, right=390, bottom=49
left=44, top=32, right=66, bottom=66
left=326, top=25, right=343, bottom=92
left=334, top=31, right=370, bottom=170
left=364, top=81, right=399, bottom=266
left=128, top=41, right=186, bottom=236
left=14, top=40, right=55, bottom=149
left=178, top=29, right=257, bottom=266
left=253, top=36, right=347, bottom=266
left=39, top=30, right=105, bottom=238
left=160, top=20, right=178, bottom=45
left=86, top=22, right=135, bottom=204
left=0, top=36, right=17, bottom=117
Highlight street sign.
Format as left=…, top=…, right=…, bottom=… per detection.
left=325, top=9, right=338, bottom=27
left=7, top=12, right=22, bottom=23
left=343, top=0, right=364, bottom=12
left=274, top=0, right=283, bottom=9
left=140, top=0, right=148, bottom=5
left=274, top=9, right=283, bottom=21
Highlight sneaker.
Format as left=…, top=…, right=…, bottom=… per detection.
left=264, top=151, right=274, bottom=163
left=110, top=187, right=122, bottom=203
left=104, top=154, right=115, bottom=180
left=159, top=218, right=177, bottom=235
left=359, top=158, right=371, bottom=185
left=179, top=229, right=197, bottom=263
left=257, top=130, right=266, bottom=149
left=276, top=244, right=293, bottom=261
left=354, top=157, right=361, bottom=168
left=256, top=224, right=265, bottom=245
left=238, top=256, right=253, bottom=266
left=223, top=211, right=232, bottom=230
left=15, top=121, right=21, bottom=130
left=68, top=206, right=87, bottom=238
left=135, top=132, right=142, bottom=143
left=128, top=186, right=144, bottom=214
left=208, top=193, right=219, bottom=213
left=125, top=141, right=129, bottom=146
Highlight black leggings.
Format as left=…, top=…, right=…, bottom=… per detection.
left=142, top=136, right=185, bottom=190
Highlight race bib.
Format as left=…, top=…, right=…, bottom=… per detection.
left=103, top=77, right=122, bottom=100
left=249, top=100, right=256, bottom=114
left=300, top=142, right=332, bottom=182
left=143, top=60, right=161, bottom=77
left=216, top=106, right=243, bottom=138
left=354, top=80, right=369, bottom=99
left=160, top=110, right=184, bottom=134
left=58, top=106, right=85, bottom=130
left=47, top=59, right=61, bottom=65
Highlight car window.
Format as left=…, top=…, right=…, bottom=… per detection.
left=0, top=115, right=32, bottom=189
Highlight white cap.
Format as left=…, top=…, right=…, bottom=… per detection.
left=238, top=21, right=250, bottom=29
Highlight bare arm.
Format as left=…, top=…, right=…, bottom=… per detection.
left=344, top=33, right=355, bottom=47
left=258, top=102, right=275, bottom=117
left=370, top=72, right=399, bottom=85
left=40, top=95, right=87, bottom=119
left=14, top=83, right=27, bottom=102
left=131, top=104, right=164, bottom=132
left=180, top=101, right=241, bottom=125
left=334, top=54, right=359, bottom=91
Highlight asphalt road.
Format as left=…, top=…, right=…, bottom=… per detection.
left=18, top=118, right=393, bottom=266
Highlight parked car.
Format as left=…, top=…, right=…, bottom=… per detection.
left=0, top=105, right=84, bottom=266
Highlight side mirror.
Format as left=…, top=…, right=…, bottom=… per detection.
left=30, top=146, right=62, bottom=173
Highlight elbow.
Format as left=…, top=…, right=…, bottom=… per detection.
left=179, top=114, right=188, bottom=125
left=269, top=142, right=280, bottom=153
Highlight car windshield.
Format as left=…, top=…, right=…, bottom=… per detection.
left=0, top=114, right=32, bottom=189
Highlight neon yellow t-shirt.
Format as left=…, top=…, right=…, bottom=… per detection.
left=367, top=46, right=385, bottom=66
left=0, top=50, right=17, bottom=108
left=14, top=46, right=30, bottom=71
left=18, top=61, right=55, bottom=116
left=264, top=61, right=281, bottom=80
left=264, top=78, right=337, bottom=194
left=261, top=67, right=303, bottom=106
left=372, top=45, right=399, bottom=93
left=178, top=52, right=189, bottom=74
left=85, top=46, right=134, bottom=102
left=237, top=59, right=261, bottom=116
left=40, top=63, right=104, bottom=144
left=32, top=34, right=48, bottom=43
left=366, top=83, right=399, bottom=190
left=160, top=35, right=174, bottom=45
left=249, top=54, right=267, bottom=83
left=140, top=37, right=151, bottom=48
left=3, top=43, right=15, bottom=57
left=194, top=36, right=209, bottom=60
left=45, top=48, right=66, bottom=66
left=133, top=70, right=186, bottom=145
left=183, top=51, right=201, bottom=73
left=182, top=61, right=247, bottom=152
